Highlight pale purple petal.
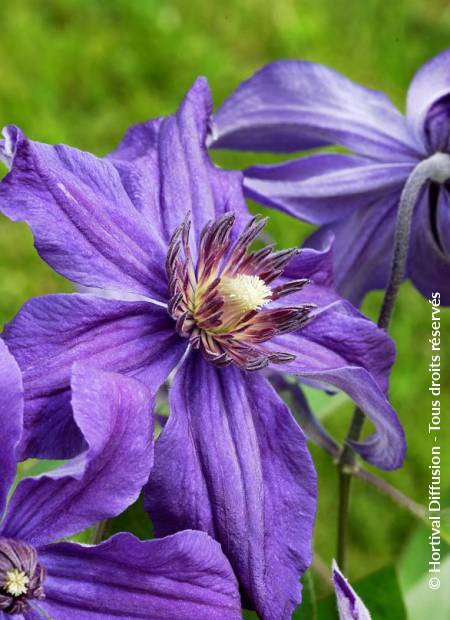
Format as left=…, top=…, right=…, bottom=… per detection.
left=3, top=294, right=185, bottom=459
left=332, top=561, right=372, bottom=620
left=37, top=532, right=242, bottom=620
left=1, top=365, right=154, bottom=546
left=244, top=154, right=412, bottom=224
left=109, top=78, right=250, bottom=247
left=0, top=126, right=168, bottom=301
left=145, top=353, right=317, bottom=620
left=212, top=61, right=422, bottom=160
left=406, top=48, right=450, bottom=152
left=408, top=184, right=450, bottom=304
left=268, top=301, right=405, bottom=470
left=306, top=193, right=399, bottom=306
left=0, top=340, right=23, bottom=518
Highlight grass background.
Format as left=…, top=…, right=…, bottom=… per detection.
left=1, top=0, right=449, bottom=616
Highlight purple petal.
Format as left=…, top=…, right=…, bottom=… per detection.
left=306, top=193, right=399, bottom=307
left=37, top=531, right=242, bottom=619
left=3, top=294, right=185, bottom=459
left=145, top=353, right=317, bottom=620
left=0, top=126, right=168, bottom=301
left=437, top=187, right=450, bottom=256
left=244, top=154, right=412, bottom=224
left=211, top=61, right=422, bottom=160
left=332, top=561, right=372, bottom=620
left=408, top=184, right=450, bottom=304
left=23, top=611, right=41, bottom=619
left=1, top=365, right=154, bottom=547
left=272, top=234, right=340, bottom=309
left=0, top=340, right=23, bottom=517
left=270, top=374, right=340, bottom=457
left=107, top=117, right=164, bottom=222
left=109, top=78, right=250, bottom=247
left=268, top=301, right=406, bottom=470
left=406, top=49, right=450, bottom=152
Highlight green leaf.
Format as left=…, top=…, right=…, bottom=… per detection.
left=399, top=522, right=450, bottom=620
left=403, top=556, right=450, bottom=620
left=317, top=565, right=407, bottom=620
left=104, top=493, right=153, bottom=540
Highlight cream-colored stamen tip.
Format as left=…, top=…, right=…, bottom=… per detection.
left=220, top=274, right=272, bottom=311
left=4, top=568, right=29, bottom=597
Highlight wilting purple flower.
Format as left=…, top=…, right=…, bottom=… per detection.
left=0, top=79, right=404, bottom=618
left=0, top=341, right=242, bottom=619
left=332, top=561, right=372, bottom=620
left=210, top=50, right=450, bottom=305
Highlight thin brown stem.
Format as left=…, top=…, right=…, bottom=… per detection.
left=353, top=468, right=426, bottom=521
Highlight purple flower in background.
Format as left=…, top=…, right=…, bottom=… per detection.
left=332, top=561, right=372, bottom=620
left=0, top=341, right=242, bottom=619
left=210, top=49, right=450, bottom=305
left=0, top=79, right=404, bottom=618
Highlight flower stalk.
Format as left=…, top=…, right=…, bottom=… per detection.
left=337, top=152, right=450, bottom=571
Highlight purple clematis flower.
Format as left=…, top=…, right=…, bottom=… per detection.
left=0, top=340, right=242, bottom=619
left=210, top=50, right=450, bottom=305
left=0, top=79, right=404, bottom=618
left=332, top=561, right=372, bottom=620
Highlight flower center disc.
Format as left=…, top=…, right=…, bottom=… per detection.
left=0, top=537, right=46, bottom=614
left=4, top=569, right=29, bottom=597
left=166, top=212, right=315, bottom=370
left=219, top=275, right=272, bottom=313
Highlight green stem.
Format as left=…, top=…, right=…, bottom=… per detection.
left=92, top=519, right=109, bottom=545
left=336, top=153, right=450, bottom=571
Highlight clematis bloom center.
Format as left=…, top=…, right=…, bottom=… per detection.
left=219, top=274, right=272, bottom=313
left=0, top=538, right=46, bottom=615
left=166, top=212, right=315, bottom=370
left=4, top=569, right=29, bottom=597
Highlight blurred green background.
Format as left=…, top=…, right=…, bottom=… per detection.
left=1, top=1, right=449, bottom=618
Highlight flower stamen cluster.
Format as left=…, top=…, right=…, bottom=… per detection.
left=166, top=212, right=314, bottom=370
left=0, top=538, right=46, bottom=614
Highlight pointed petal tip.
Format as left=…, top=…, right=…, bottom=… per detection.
left=0, top=124, right=22, bottom=168
left=332, top=560, right=373, bottom=620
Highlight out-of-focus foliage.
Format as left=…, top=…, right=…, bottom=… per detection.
left=1, top=1, right=449, bottom=617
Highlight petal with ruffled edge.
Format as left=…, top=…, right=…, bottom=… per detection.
left=145, top=352, right=317, bottom=620
left=267, top=301, right=405, bottom=470
left=408, top=184, right=450, bottom=304
left=0, top=365, right=154, bottom=547
left=0, top=340, right=23, bottom=518
left=3, top=294, right=186, bottom=459
left=0, top=126, right=168, bottom=301
left=36, top=531, right=242, bottom=620
left=406, top=48, right=450, bottom=153
left=108, top=78, right=250, bottom=249
left=306, top=192, right=399, bottom=307
left=332, top=561, right=372, bottom=620
left=243, top=154, right=412, bottom=225
left=211, top=61, right=422, bottom=161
